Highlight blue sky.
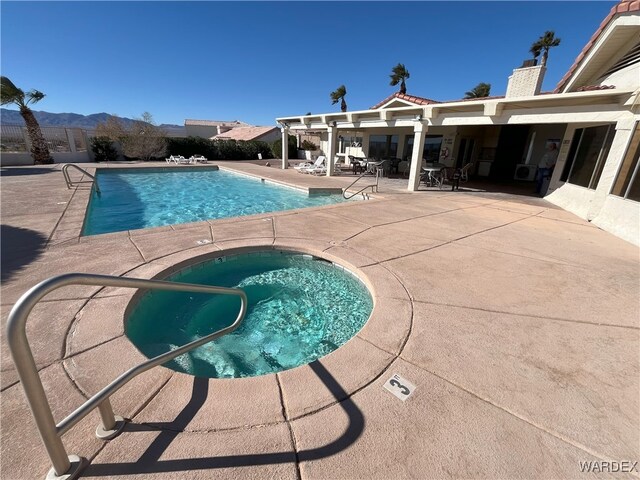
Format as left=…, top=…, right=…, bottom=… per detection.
left=1, top=1, right=616, bottom=126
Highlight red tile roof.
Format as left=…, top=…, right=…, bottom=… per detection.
left=370, top=92, right=440, bottom=109
left=554, top=0, right=640, bottom=93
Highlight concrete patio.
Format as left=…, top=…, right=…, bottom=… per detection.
left=1, top=162, right=638, bottom=479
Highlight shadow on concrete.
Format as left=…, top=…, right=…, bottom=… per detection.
left=83, top=361, right=364, bottom=476
left=0, top=167, right=57, bottom=177
left=1, top=225, right=47, bottom=282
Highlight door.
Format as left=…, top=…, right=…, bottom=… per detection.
left=456, top=138, right=475, bottom=168
left=491, top=126, right=530, bottom=180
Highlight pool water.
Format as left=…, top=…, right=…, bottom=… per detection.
left=125, top=251, right=373, bottom=378
left=83, top=168, right=348, bottom=235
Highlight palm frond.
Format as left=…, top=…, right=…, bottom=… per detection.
left=1, top=76, right=26, bottom=107
left=25, top=89, right=46, bottom=105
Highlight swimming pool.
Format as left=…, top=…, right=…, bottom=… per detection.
left=83, top=167, right=348, bottom=235
left=125, top=251, right=373, bottom=378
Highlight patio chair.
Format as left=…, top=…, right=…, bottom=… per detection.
left=295, top=156, right=326, bottom=173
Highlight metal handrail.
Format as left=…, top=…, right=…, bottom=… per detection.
left=62, top=164, right=100, bottom=193
left=343, top=168, right=380, bottom=199
left=6, top=273, right=248, bottom=480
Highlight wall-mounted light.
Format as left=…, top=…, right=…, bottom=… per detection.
left=414, top=114, right=422, bottom=121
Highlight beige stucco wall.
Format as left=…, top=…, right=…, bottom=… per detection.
left=598, top=62, right=640, bottom=90
left=185, top=124, right=219, bottom=138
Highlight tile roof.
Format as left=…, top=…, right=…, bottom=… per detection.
left=576, top=84, right=616, bottom=92
left=554, top=0, right=640, bottom=93
left=185, top=119, right=252, bottom=127
left=370, top=92, right=440, bottom=109
left=211, top=126, right=277, bottom=141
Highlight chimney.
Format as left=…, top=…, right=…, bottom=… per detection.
left=506, top=64, right=546, bottom=98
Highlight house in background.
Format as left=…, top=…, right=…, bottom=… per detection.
left=184, top=119, right=279, bottom=143
left=211, top=125, right=280, bottom=143
left=276, top=0, right=640, bottom=246
left=184, top=119, right=252, bottom=138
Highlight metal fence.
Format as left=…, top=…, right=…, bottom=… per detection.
left=0, top=124, right=28, bottom=152
left=0, top=124, right=91, bottom=153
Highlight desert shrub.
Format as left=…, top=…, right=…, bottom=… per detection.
left=301, top=139, right=318, bottom=151
left=167, top=137, right=217, bottom=159
left=166, top=137, right=274, bottom=160
left=272, top=135, right=298, bottom=159
left=90, top=136, right=118, bottom=162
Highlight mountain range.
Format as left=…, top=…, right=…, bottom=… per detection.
left=0, top=108, right=185, bottom=135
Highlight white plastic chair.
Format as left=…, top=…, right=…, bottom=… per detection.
left=295, top=156, right=326, bottom=173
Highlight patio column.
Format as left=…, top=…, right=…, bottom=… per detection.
left=280, top=125, right=289, bottom=169
left=408, top=122, right=427, bottom=191
left=326, top=123, right=337, bottom=176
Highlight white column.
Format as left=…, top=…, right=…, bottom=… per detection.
left=326, top=123, right=337, bottom=176
left=408, top=122, right=427, bottom=191
left=280, top=126, right=289, bottom=169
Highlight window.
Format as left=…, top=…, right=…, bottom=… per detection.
left=611, top=122, right=640, bottom=202
left=560, top=124, right=614, bottom=190
left=368, top=135, right=398, bottom=159
left=403, top=135, right=443, bottom=162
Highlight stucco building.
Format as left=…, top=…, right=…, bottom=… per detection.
left=276, top=1, right=640, bottom=245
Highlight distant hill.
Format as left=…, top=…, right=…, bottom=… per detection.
left=0, top=108, right=186, bottom=136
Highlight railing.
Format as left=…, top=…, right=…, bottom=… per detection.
left=6, top=273, right=248, bottom=480
left=343, top=168, right=381, bottom=200
left=62, top=164, right=100, bottom=193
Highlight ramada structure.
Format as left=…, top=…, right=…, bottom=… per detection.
left=276, top=1, right=640, bottom=246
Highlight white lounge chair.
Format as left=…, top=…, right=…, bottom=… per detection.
left=190, top=155, right=208, bottom=163
left=295, top=156, right=326, bottom=174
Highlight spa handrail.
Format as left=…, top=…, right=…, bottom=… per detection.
left=6, top=273, right=248, bottom=480
left=343, top=168, right=380, bottom=200
left=61, top=163, right=100, bottom=192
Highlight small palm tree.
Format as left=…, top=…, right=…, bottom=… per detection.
left=389, top=63, right=410, bottom=94
left=330, top=85, right=347, bottom=112
left=531, top=31, right=561, bottom=67
left=0, top=76, right=53, bottom=164
left=464, top=82, right=491, bottom=99
left=529, top=43, right=542, bottom=63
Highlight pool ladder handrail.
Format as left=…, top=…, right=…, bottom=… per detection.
left=6, top=273, right=248, bottom=480
left=61, top=164, right=100, bottom=193
left=343, top=168, right=381, bottom=200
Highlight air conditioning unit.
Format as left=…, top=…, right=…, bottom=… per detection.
left=514, top=164, right=537, bottom=181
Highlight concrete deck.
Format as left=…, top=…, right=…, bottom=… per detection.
left=1, top=162, right=638, bottom=479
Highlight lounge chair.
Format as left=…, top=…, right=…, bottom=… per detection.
left=295, top=156, right=326, bottom=173
left=166, top=155, right=183, bottom=164
left=190, top=155, right=208, bottom=163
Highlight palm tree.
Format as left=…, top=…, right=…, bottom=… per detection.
left=531, top=31, right=561, bottom=67
left=389, top=63, right=410, bottom=94
left=0, top=76, right=53, bottom=164
left=529, top=43, right=542, bottom=64
left=464, top=82, right=491, bottom=99
left=330, top=85, right=347, bottom=112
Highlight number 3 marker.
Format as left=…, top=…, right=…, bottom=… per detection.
left=383, top=374, right=416, bottom=402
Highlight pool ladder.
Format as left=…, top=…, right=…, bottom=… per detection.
left=61, top=164, right=100, bottom=193
left=6, top=273, right=248, bottom=479
left=343, top=168, right=381, bottom=200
